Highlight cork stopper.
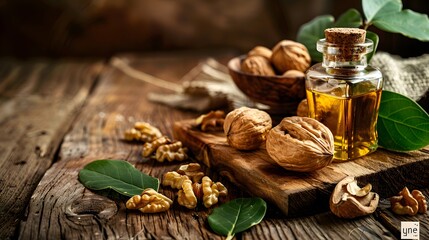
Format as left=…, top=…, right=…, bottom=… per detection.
left=321, top=28, right=369, bottom=63
left=325, top=28, right=366, bottom=44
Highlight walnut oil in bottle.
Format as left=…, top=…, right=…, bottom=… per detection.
left=305, top=28, right=383, bottom=161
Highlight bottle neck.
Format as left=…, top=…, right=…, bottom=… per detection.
left=317, top=39, right=373, bottom=76
left=323, top=54, right=368, bottom=75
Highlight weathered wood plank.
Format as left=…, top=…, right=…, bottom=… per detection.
left=0, top=59, right=103, bottom=239
left=173, top=119, right=429, bottom=217
left=18, top=53, right=237, bottom=239
left=17, top=53, right=422, bottom=239
left=243, top=212, right=396, bottom=240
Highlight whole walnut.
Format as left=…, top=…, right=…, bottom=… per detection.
left=224, top=107, right=272, bottom=151
left=296, top=99, right=308, bottom=117
left=248, top=46, right=272, bottom=60
left=241, top=55, right=276, bottom=76
left=271, top=40, right=311, bottom=73
left=266, top=116, right=334, bottom=172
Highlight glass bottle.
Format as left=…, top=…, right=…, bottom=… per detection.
left=305, top=28, right=383, bottom=161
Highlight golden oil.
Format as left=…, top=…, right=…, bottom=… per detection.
left=305, top=28, right=383, bottom=161
left=306, top=88, right=382, bottom=160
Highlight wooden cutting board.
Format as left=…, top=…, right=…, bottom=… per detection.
left=173, top=119, right=429, bottom=217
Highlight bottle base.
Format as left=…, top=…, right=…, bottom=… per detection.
left=333, top=144, right=378, bottom=162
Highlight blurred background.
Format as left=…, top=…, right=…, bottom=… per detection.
left=0, top=0, right=428, bottom=58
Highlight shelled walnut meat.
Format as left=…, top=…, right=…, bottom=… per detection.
left=124, top=121, right=162, bottom=142
left=126, top=188, right=173, bottom=213
left=390, top=187, right=427, bottom=215
left=125, top=121, right=188, bottom=162
left=266, top=116, right=334, bottom=172
left=195, top=110, right=225, bottom=132
left=162, top=163, right=228, bottom=209
left=224, top=107, right=272, bottom=151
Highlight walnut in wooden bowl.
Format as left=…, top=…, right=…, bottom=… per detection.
left=227, top=55, right=306, bottom=115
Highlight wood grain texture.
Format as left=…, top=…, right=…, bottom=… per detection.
left=0, top=59, right=103, bottom=239
left=18, top=53, right=237, bottom=239
left=243, top=212, right=396, bottom=240
left=12, top=53, right=428, bottom=239
left=173, top=120, right=429, bottom=217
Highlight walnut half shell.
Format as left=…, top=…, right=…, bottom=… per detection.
left=266, top=116, right=334, bottom=172
left=330, top=176, right=379, bottom=219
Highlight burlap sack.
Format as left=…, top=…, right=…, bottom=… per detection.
left=371, top=52, right=429, bottom=101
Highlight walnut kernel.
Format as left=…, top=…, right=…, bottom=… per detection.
left=390, top=187, right=427, bottom=215
left=142, top=136, right=170, bottom=157
left=177, top=179, right=198, bottom=209
left=177, top=163, right=204, bottom=183
left=126, top=188, right=173, bottom=213
left=155, top=141, right=188, bottom=162
left=124, top=122, right=162, bottom=142
left=162, top=171, right=190, bottom=189
left=195, top=110, right=225, bottom=132
left=202, top=176, right=228, bottom=208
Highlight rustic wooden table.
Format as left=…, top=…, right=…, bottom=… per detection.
left=0, top=52, right=428, bottom=240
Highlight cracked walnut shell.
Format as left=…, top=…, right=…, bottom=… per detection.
left=330, top=176, right=379, bottom=219
left=224, top=107, right=272, bottom=151
left=266, top=116, right=334, bottom=172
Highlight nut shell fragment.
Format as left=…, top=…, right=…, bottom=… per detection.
left=266, top=116, right=334, bottom=172
left=330, top=176, right=379, bottom=219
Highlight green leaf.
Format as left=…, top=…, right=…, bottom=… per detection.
left=366, top=31, right=379, bottom=62
left=79, top=159, right=159, bottom=197
left=372, top=10, right=429, bottom=41
left=362, top=0, right=402, bottom=23
left=208, top=197, right=267, bottom=239
left=297, top=15, right=334, bottom=62
left=334, top=8, right=363, bottom=28
left=378, top=91, right=429, bottom=151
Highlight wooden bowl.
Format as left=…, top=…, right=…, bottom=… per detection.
left=228, top=56, right=306, bottom=114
